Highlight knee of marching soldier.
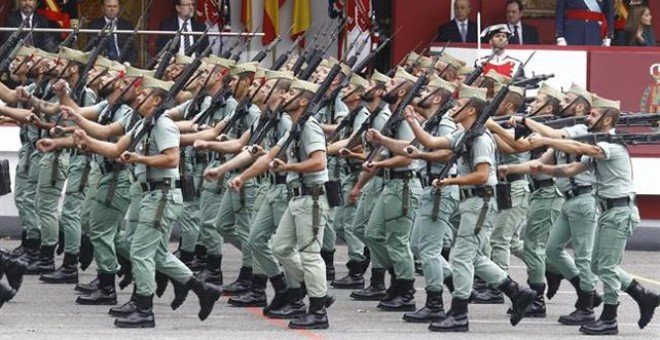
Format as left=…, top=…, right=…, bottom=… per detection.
left=271, top=237, right=292, bottom=260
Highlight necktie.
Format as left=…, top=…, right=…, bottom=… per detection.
left=513, top=25, right=521, bottom=44
left=460, top=22, right=467, bottom=43
left=183, top=22, right=191, bottom=54
left=25, top=16, right=34, bottom=46
left=106, top=21, right=118, bottom=60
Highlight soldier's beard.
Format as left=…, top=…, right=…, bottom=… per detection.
left=381, top=90, right=399, bottom=104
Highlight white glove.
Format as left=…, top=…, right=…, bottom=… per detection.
left=556, top=37, right=568, bottom=46
left=602, top=38, right=612, bottom=46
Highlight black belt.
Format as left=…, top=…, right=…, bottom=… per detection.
left=290, top=185, right=324, bottom=197
left=343, top=163, right=362, bottom=174
left=506, top=174, right=526, bottom=182
left=530, top=178, right=555, bottom=192
left=460, top=186, right=495, bottom=200
left=212, top=153, right=225, bottom=162
left=68, top=148, right=81, bottom=156
left=140, top=179, right=182, bottom=192
left=599, top=196, right=631, bottom=211
left=194, top=153, right=209, bottom=164
left=383, top=170, right=416, bottom=180
left=563, top=185, right=592, bottom=200
left=270, top=174, right=287, bottom=185
left=99, top=161, right=125, bottom=175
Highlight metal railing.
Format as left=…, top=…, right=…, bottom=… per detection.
left=0, top=27, right=263, bottom=37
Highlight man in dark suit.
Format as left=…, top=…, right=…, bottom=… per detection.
left=87, top=0, right=136, bottom=64
left=156, top=0, right=209, bottom=57
left=437, top=0, right=478, bottom=43
left=505, top=0, right=540, bottom=45
left=5, top=0, right=59, bottom=52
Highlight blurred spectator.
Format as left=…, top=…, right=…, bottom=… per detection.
left=618, top=5, right=655, bottom=46
left=505, top=0, right=540, bottom=45
left=5, top=0, right=59, bottom=52
left=437, top=0, right=478, bottom=43
left=555, top=0, right=615, bottom=46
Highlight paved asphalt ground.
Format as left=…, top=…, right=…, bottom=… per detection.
left=1, top=239, right=660, bottom=340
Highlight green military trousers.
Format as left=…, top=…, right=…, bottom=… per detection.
left=592, top=203, right=639, bottom=305
left=14, top=143, right=40, bottom=240
left=197, top=160, right=226, bottom=256
left=452, top=196, right=508, bottom=300
left=410, top=187, right=458, bottom=292
left=211, top=175, right=258, bottom=267
left=352, top=176, right=385, bottom=244
left=89, top=169, right=131, bottom=274
left=490, top=180, right=530, bottom=272
left=546, top=194, right=598, bottom=292
left=365, top=178, right=422, bottom=281
left=80, top=164, right=101, bottom=235
left=272, top=194, right=331, bottom=297
left=523, top=186, right=563, bottom=284
left=116, top=180, right=143, bottom=261
left=130, top=187, right=193, bottom=296
left=59, top=153, right=91, bottom=254
left=37, top=151, right=69, bottom=247
left=248, top=183, right=289, bottom=277
left=331, top=171, right=365, bottom=262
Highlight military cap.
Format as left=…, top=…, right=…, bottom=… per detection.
left=458, top=84, right=487, bottom=101
left=230, top=61, right=258, bottom=76
left=254, top=67, right=267, bottom=79
left=484, top=69, right=511, bottom=84
left=394, top=67, right=418, bottom=83
left=16, top=46, right=37, bottom=58
left=175, top=54, right=193, bottom=65
left=349, top=74, right=369, bottom=89
left=480, top=24, right=512, bottom=40
left=291, top=79, right=319, bottom=94
left=142, top=76, right=174, bottom=91
left=371, top=70, right=391, bottom=84
left=95, top=56, right=115, bottom=69
left=457, top=65, right=475, bottom=76
left=320, top=57, right=339, bottom=69
left=437, top=52, right=466, bottom=69
left=418, top=56, right=434, bottom=69
left=124, top=65, right=155, bottom=78
left=265, top=70, right=294, bottom=81
left=203, top=55, right=236, bottom=69
left=427, top=75, right=457, bottom=93
left=538, top=83, right=563, bottom=100
left=406, top=51, right=421, bottom=64
left=592, top=94, right=621, bottom=110
left=58, top=47, right=89, bottom=64
left=566, top=83, right=593, bottom=106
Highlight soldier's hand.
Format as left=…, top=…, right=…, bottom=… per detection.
left=527, top=135, right=547, bottom=149
left=49, top=126, right=67, bottom=137
left=508, top=115, right=523, bottom=127
left=193, top=140, right=209, bottom=150
left=405, top=145, right=421, bottom=159
left=269, top=158, right=287, bottom=172
left=218, top=134, right=229, bottom=142
left=72, top=129, right=88, bottom=150
left=204, top=167, right=223, bottom=181
left=120, top=151, right=141, bottom=164
left=339, top=148, right=353, bottom=158
left=362, top=161, right=377, bottom=172
left=27, top=112, right=40, bottom=125
left=348, top=187, right=361, bottom=205
left=432, top=178, right=449, bottom=188
left=403, top=105, right=417, bottom=124
left=365, top=129, right=382, bottom=143
left=229, top=176, right=244, bottom=192
left=498, top=165, right=509, bottom=178
left=52, top=79, right=68, bottom=96
left=529, top=163, right=544, bottom=176
left=60, top=106, right=80, bottom=123
left=248, top=145, right=262, bottom=155
left=16, top=87, right=32, bottom=102
left=37, top=138, right=56, bottom=152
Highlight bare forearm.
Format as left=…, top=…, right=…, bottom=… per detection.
left=525, top=119, right=564, bottom=138
left=218, top=150, right=257, bottom=173
left=286, top=157, right=326, bottom=174
left=377, top=135, right=411, bottom=156
left=137, top=153, right=179, bottom=169
left=207, top=139, right=244, bottom=154
left=374, top=155, right=411, bottom=169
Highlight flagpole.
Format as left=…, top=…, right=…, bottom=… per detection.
left=477, top=12, right=481, bottom=59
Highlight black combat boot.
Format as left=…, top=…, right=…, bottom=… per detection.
left=155, top=270, right=169, bottom=298
left=186, top=275, right=222, bottom=321
left=567, top=275, right=602, bottom=308
left=441, top=247, right=451, bottom=261
left=76, top=273, right=117, bottom=305
left=403, top=289, right=445, bottom=323
left=223, top=266, right=252, bottom=296
left=39, top=252, right=78, bottom=284
left=558, top=289, right=596, bottom=325
left=169, top=277, right=189, bottom=311
left=507, top=282, right=547, bottom=318
left=0, top=283, right=17, bottom=308
left=75, top=277, right=99, bottom=294
left=197, top=254, right=223, bottom=285
left=20, top=238, right=40, bottom=265
left=320, top=250, right=335, bottom=282
left=429, top=297, right=469, bottom=332
left=444, top=276, right=455, bottom=293
left=56, top=230, right=65, bottom=256
left=472, top=286, right=505, bottom=304
left=579, top=303, right=618, bottom=335
left=378, top=279, right=416, bottom=311
left=498, top=276, right=537, bottom=326
left=113, top=294, right=155, bottom=328
left=10, top=231, right=27, bottom=258
left=380, top=267, right=398, bottom=303
left=545, top=270, right=563, bottom=300
left=473, top=276, right=488, bottom=294
left=331, top=260, right=365, bottom=289
left=625, top=279, right=660, bottom=329
left=189, top=245, right=208, bottom=272
left=178, top=249, right=195, bottom=268
left=263, top=273, right=289, bottom=314
left=228, top=274, right=268, bottom=307
left=359, top=247, right=371, bottom=275
left=266, top=286, right=307, bottom=319
left=0, top=250, right=26, bottom=291
left=116, top=255, right=133, bottom=290
left=350, top=268, right=386, bottom=301
left=289, top=296, right=329, bottom=330
left=25, top=245, right=55, bottom=275
left=109, top=286, right=137, bottom=317
left=78, top=233, right=94, bottom=271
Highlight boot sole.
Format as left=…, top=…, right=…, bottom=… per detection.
left=580, top=329, right=618, bottom=335
left=472, top=300, right=505, bottom=304
left=331, top=283, right=365, bottom=289
left=108, top=311, right=134, bottom=317
left=350, top=296, right=386, bottom=301
left=228, top=301, right=267, bottom=307
left=377, top=305, right=417, bottom=312
left=428, top=326, right=468, bottom=332
left=76, top=299, right=118, bottom=305
left=114, top=321, right=155, bottom=328
left=39, top=277, right=78, bottom=284
left=558, top=318, right=595, bottom=326
left=222, top=289, right=250, bottom=296
left=403, top=316, right=443, bottom=323
left=289, top=322, right=329, bottom=330
left=266, top=311, right=307, bottom=319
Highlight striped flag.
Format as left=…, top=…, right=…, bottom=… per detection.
left=241, top=0, right=253, bottom=31
left=291, top=0, right=311, bottom=40
left=263, top=0, right=285, bottom=44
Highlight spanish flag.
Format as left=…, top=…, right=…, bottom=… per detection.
left=291, top=0, right=311, bottom=40
left=241, top=0, right=253, bottom=31
left=263, top=0, right=286, bottom=44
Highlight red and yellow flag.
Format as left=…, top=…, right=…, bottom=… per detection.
left=291, top=0, right=311, bottom=40
left=241, top=0, right=253, bottom=31
left=263, top=0, right=285, bottom=44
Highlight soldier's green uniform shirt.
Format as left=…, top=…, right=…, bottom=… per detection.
left=279, top=117, right=329, bottom=186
